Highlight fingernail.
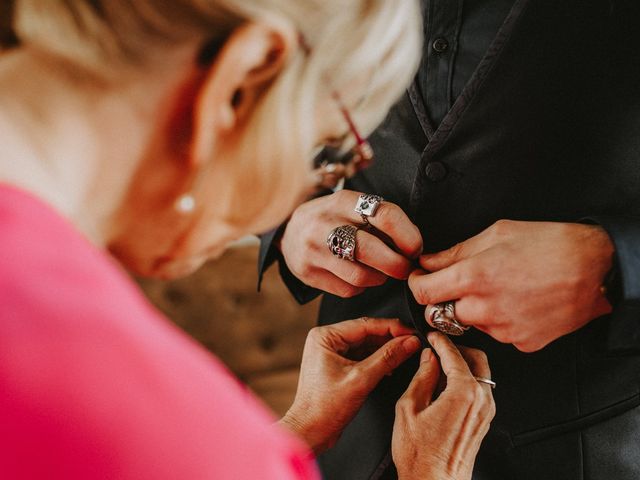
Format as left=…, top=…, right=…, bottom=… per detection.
left=427, top=331, right=439, bottom=344
left=402, top=336, right=421, bottom=353
left=421, top=348, right=432, bottom=364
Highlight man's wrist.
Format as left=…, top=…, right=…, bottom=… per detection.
left=577, top=219, right=623, bottom=309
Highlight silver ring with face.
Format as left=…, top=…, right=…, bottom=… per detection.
left=354, top=194, right=384, bottom=225
left=327, top=225, right=359, bottom=262
left=428, top=301, right=469, bottom=336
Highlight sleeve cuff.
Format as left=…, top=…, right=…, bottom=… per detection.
left=257, top=227, right=282, bottom=292
left=582, top=216, right=640, bottom=351
left=257, top=226, right=322, bottom=305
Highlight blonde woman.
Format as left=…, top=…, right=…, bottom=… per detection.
left=0, top=1, right=494, bottom=479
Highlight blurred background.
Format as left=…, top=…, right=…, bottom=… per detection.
left=137, top=238, right=319, bottom=417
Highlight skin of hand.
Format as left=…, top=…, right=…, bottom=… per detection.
left=278, top=189, right=423, bottom=298
left=279, top=317, right=422, bottom=454
left=408, top=220, right=615, bottom=352
left=392, top=332, right=496, bottom=480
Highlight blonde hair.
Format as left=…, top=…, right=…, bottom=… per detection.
left=10, top=0, right=421, bottom=237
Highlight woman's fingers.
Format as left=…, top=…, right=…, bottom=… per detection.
left=357, top=335, right=421, bottom=388
left=321, top=317, right=416, bottom=346
left=397, top=348, right=441, bottom=412
left=290, top=319, right=418, bottom=454
left=392, top=337, right=495, bottom=480
left=308, top=319, right=420, bottom=400
left=426, top=331, right=473, bottom=379
left=427, top=334, right=495, bottom=427
left=458, top=346, right=492, bottom=380
left=425, top=327, right=493, bottom=390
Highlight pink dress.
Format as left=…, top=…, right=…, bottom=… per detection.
left=0, top=184, right=319, bottom=479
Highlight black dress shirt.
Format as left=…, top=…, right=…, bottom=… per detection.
left=419, top=0, right=513, bottom=127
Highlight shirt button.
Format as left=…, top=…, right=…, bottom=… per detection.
left=425, top=162, right=447, bottom=181
left=432, top=37, right=449, bottom=54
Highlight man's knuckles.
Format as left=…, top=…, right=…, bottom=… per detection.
left=408, top=272, right=433, bottom=305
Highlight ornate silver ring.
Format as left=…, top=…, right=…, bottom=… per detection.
left=327, top=225, right=359, bottom=262
left=354, top=194, right=384, bottom=225
left=428, top=301, right=469, bottom=336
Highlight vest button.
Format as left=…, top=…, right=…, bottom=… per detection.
left=432, top=37, right=449, bottom=53
left=425, top=162, right=447, bottom=181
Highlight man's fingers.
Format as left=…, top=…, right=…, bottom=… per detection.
left=327, top=253, right=389, bottom=287
left=335, top=190, right=422, bottom=259
left=358, top=335, right=421, bottom=386
left=419, top=243, right=467, bottom=272
left=419, top=228, right=493, bottom=271
left=355, top=229, right=413, bottom=279
left=365, top=202, right=423, bottom=259
left=306, top=268, right=365, bottom=298
left=397, top=348, right=441, bottom=412
left=408, top=261, right=475, bottom=306
left=447, top=296, right=490, bottom=328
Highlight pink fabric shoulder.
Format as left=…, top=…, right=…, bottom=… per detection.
left=0, top=184, right=318, bottom=479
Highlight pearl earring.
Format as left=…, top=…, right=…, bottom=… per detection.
left=174, top=157, right=210, bottom=214
left=174, top=193, right=196, bottom=214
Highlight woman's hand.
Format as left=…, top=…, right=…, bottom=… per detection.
left=280, top=317, right=421, bottom=453
left=392, top=332, right=495, bottom=480
left=279, top=190, right=423, bottom=298
left=408, top=220, right=614, bottom=352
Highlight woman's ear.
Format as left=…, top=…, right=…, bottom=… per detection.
left=189, top=21, right=297, bottom=165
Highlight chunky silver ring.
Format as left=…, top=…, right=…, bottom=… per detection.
left=428, top=301, right=469, bottom=336
left=327, top=225, right=359, bottom=261
left=474, top=376, right=496, bottom=389
left=354, top=194, right=384, bottom=225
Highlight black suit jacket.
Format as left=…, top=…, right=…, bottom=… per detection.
left=259, top=0, right=640, bottom=478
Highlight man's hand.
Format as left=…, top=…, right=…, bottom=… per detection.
left=279, top=189, right=423, bottom=298
left=280, top=317, right=421, bottom=453
left=409, top=220, right=615, bottom=352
